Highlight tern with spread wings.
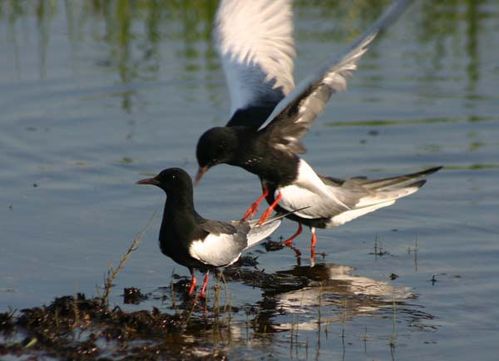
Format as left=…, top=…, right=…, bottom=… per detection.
left=195, top=0, right=441, bottom=257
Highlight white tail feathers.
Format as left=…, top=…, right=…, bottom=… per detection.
left=246, top=217, right=282, bottom=249
left=328, top=167, right=442, bottom=227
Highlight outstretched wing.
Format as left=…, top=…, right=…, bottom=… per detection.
left=260, top=0, right=413, bottom=154
left=215, top=0, right=295, bottom=128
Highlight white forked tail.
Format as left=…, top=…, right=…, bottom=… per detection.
left=245, top=207, right=309, bottom=248
left=329, top=167, right=442, bottom=227
left=245, top=217, right=282, bottom=249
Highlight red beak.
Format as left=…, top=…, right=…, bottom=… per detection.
left=194, top=166, right=209, bottom=186
left=136, top=177, right=160, bottom=186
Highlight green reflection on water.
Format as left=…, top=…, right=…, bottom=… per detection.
left=445, top=163, right=499, bottom=170
left=326, top=115, right=496, bottom=127
left=0, top=0, right=495, bottom=112
left=417, top=0, right=487, bottom=96
left=1, top=1, right=491, bottom=70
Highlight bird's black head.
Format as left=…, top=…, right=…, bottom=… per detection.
left=136, top=167, right=192, bottom=195
left=195, top=126, right=238, bottom=184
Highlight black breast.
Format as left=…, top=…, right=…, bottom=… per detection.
left=159, top=210, right=210, bottom=271
left=236, top=133, right=299, bottom=187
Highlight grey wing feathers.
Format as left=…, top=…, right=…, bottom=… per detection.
left=244, top=216, right=282, bottom=249
left=350, top=166, right=442, bottom=191
left=264, top=33, right=376, bottom=154
left=324, top=166, right=440, bottom=226
left=199, top=219, right=244, bottom=235
left=261, top=0, right=413, bottom=154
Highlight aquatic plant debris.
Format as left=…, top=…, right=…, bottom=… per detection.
left=0, top=256, right=427, bottom=360
left=0, top=293, right=230, bottom=360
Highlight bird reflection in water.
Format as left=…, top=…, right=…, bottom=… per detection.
left=265, top=264, right=412, bottom=327
left=142, top=260, right=435, bottom=358
left=233, top=262, right=414, bottom=333
left=156, top=261, right=424, bottom=326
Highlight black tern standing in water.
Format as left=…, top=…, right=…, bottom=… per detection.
left=136, top=168, right=283, bottom=299
left=194, top=0, right=441, bottom=257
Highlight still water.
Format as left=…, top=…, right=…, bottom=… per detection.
left=1, top=0, right=499, bottom=360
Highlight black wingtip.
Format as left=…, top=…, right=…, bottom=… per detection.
left=403, top=166, right=443, bottom=179
left=406, top=166, right=443, bottom=188
left=408, top=179, right=427, bottom=189
left=421, top=166, right=444, bottom=176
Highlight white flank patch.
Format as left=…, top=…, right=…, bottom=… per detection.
left=277, top=160, right=423, bottom=226
left=277, top=159, right=350, bottom=219
left=189, top=233, right=243, bottom=267
left=279, top=184, right=328, bottom=219
left=294, top=159, right=345, bottom=203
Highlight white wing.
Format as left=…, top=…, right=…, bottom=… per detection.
left=189, top=232, right=245, bottom=267
left=216, top=0, right=295, bottom=126
left=261, top=0, right=413, bottom=154
left=189, top=217, right=281, bottom=266
left=276, top=159, right=351, bottom=219
left=278, top=166, right=440, bottom=227
left=277, top=183, right=415, bottom=226
left=245, top=217, right=282, bottom=248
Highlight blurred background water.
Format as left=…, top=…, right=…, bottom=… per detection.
left=1, top=0, right=499, bottom=360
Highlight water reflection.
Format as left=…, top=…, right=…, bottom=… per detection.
left=416, top=0, right=488, bottom=101
left=146, top=261, right=429, bottom=331
left=0, top=1, right=495, bottom=359
left=464, top=0, right=481, bottom=97
left=1, top=0, right=489, bottom=94
left=255, top=263, right=413, bottom=331
left=138, top=261, right=434, bottom=359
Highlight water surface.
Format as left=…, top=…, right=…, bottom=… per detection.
left=1, top=1, right=499, bottom=360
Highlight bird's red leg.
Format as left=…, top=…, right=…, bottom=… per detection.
left=241, top=185, right=269, bottom=221
left=283, top=223, right=303, bottom=247
left=188, top=270, right=197, bottom=296
left=310, top=227, right=317, bottom=262
left=257, top=193, right=282, bottom=225
left=199, top=272, right=210, bottom=299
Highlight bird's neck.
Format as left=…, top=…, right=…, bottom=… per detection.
left=164, top=193, right=196, bottom=218
left=234, top=132, right=299, bottom=186
left=159, top=195, right=199, bottom=252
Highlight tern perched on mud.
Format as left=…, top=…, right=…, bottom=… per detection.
left=137, top=168, right=283, bottom=298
